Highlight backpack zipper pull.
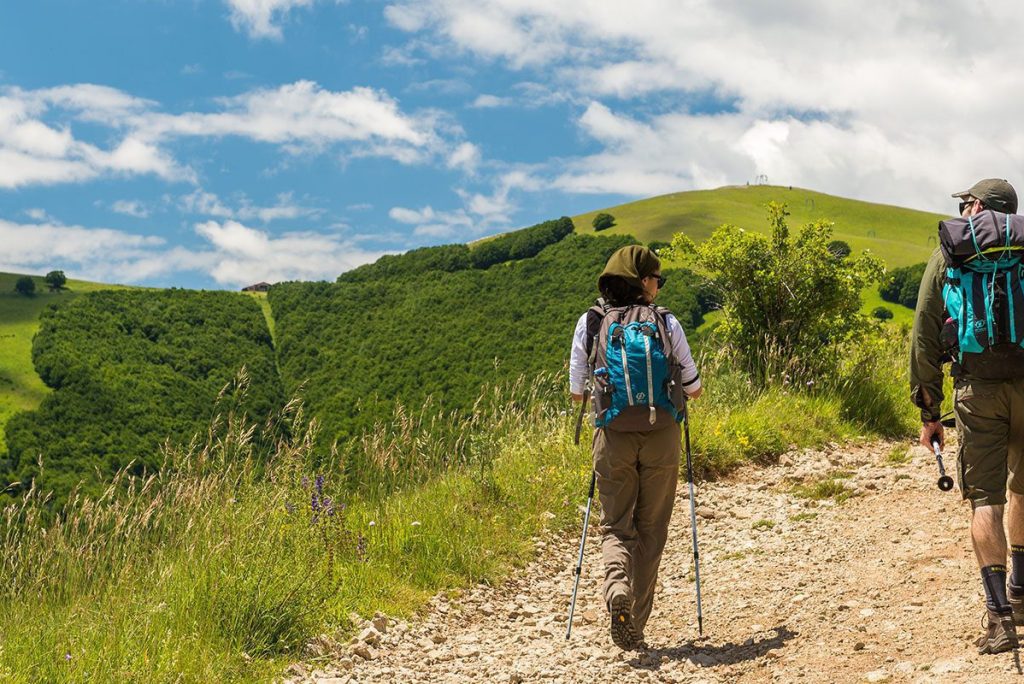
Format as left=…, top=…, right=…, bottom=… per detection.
left=649, top=406, right=656, bottom=425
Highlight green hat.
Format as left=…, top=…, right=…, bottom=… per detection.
left=598, top=245, right=661, bottom=290
left=952, top=178, right=1018, bottom=214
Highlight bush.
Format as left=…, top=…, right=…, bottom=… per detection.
left=879, top=262, right=927, bottom=309
left=667, top=202, right=884, bottom=382
left=14, top=276, right=35, bottom=296
left=827, top=240, right=851, bottom=259
left=592, top=213, right=615, bottom=231
left=872, top=306, right=894, bottom=320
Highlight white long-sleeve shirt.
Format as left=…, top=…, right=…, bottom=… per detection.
left=569, top=310, right=701, bottom=396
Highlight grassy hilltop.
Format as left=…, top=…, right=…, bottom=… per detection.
left=574, top=184, right=945, bottom=269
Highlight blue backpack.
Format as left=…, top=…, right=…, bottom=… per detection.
left=940, top=211, right=1024, bottom=359
left=584, top=301, right=684, bottom=430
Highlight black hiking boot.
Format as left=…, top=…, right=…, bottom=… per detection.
left=609, top=595, right=640, bottom=651
left=976, top=609, right=1018, bottom=655
left=1009, top=586, right=1024, bottom=627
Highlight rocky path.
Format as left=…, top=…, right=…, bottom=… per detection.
left=288, top=438, right=1024, bottom=683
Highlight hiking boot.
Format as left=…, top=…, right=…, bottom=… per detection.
left=1010, top=586, right=1024, bottom=627
left=609, top=595, right=641, bottom=651
left=976, top=609, right=1018, bottom=655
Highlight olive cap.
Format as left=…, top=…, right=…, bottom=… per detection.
left=952, top=178, right=1018, bottom=214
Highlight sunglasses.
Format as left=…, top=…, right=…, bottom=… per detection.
left=648, top=274, right=666, bottom=288
left=959, top=198, right=977, bottom=214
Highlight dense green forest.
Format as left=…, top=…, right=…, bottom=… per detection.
left=2, top=290, right=283, bottom=506
left=1, top=218, right=710, bottom=504
left=270, top=230, right=706, bottom=476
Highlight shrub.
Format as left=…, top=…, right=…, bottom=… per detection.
left=872, top=306, right=894, bottom=321
left=592, top=213, right=615, bottom=231
left=14, top=276, right=35, bottom=296
left=667, top=202, right=885, bottom=383
left=879, top=262, right=927, bottom=309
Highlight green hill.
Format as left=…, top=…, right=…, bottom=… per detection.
left=574, top=184, right=945, bottom=270
left=0, top=273, right=132, bottom=457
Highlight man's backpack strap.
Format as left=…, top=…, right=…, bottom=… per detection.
left=584, top=298, right=610, bottom=360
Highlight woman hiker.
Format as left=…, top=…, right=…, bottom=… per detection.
left=569, top=244, right=702, bottom=650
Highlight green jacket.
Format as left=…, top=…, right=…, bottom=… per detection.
left=909, top=249, right=946, bottom=423
left=910, top=246, right=1024, bottom=421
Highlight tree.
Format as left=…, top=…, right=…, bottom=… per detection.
left=592, top=213, right=615, bottom=231
left=827, top=240, right=851, bottom=259
left=14, top=276, right=35, bottom=297
left=666, top=202, right=884, bottom=382
left=44, top=270, right=67, bottom=292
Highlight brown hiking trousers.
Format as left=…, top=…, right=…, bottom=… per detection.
left=593, top=421, right=682, bottom=635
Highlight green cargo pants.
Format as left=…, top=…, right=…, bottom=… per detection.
left=593, top=421, right=682, bottom=635
left=955, top=377, right=1024, bottom=507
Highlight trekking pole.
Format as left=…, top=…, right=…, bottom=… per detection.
left=929, top=434, right=955, bottom=492
left=566, top=470, right=595, bottom=640
left=683, top=399, right=704, bottom=636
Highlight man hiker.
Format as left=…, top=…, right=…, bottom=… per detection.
left=911, top=178, right=1024, bottom=655
left=569, top=245, right=702, bottom=650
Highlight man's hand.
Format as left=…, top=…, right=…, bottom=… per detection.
left=920, top=419, right=944, bottom=450
left=571, top=393, right=584, bottom=403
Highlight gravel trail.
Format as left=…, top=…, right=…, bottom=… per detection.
left=288, top=438, right=1024, bottom=683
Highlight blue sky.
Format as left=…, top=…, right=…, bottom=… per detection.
left=2, top=1, right=1022, bottom=288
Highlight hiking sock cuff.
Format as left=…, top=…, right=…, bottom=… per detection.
left=982, top=565, right=1011, bottom=613
left=1012, top=547, right=1024, bottom=590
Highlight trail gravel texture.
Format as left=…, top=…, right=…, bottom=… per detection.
left=286, top=437, right=1024, bottom=683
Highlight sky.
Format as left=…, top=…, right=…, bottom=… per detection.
left=1, top=0, right=1023, bottom=289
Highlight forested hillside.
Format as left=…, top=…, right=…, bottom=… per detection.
left=270, top=229, right=706, bottom=471
left=2, top=290, right=283, bottom=507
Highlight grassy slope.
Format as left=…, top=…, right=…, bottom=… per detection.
left=0, top=273, right=131, bottom=456
left=574, top=184, right=944, bottom=269
left=574, top=184, right=940, bottom=325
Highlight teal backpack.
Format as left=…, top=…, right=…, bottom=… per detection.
left=940, top=211, right=1024, bottom=358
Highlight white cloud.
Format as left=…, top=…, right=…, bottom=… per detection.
left=389, top=168, right=538, bottom=238
left=0, top=215, right=383, bottom=287
left=111, top=200, right=151, bottom=218
left=470, top=94, right=510, bottom=109
left=385, top=0, right=1024, bottom=212
left=181, top=189, right=235, bottom=218
left=193, top=219, right=385, bottom=285
left=225, top=0, right=317, bottom=40
left=180, top=188, right=321, bottom=223
left=0, top=81, right=455, bottom=189
left=446, top=141, right=480, bottom=173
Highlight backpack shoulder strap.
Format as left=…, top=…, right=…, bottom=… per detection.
left=584, top=303, right=606, bottom=359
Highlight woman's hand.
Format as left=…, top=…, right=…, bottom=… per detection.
left=687, top=387, right=703, bottom=400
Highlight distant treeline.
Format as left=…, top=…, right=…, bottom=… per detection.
left=2, top=218, right=714, bottom=503
left=3, top=291, right=283, bottom=507
left=337, top=217, right=574, bottom=283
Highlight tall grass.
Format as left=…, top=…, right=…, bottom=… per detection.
left=0, top=330, right=915, bottom=681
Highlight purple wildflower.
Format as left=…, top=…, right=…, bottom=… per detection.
left=314, top=474, right=325, bottom=495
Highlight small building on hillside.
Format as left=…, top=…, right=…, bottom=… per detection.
left=241, top=282, right=271, bottom=292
